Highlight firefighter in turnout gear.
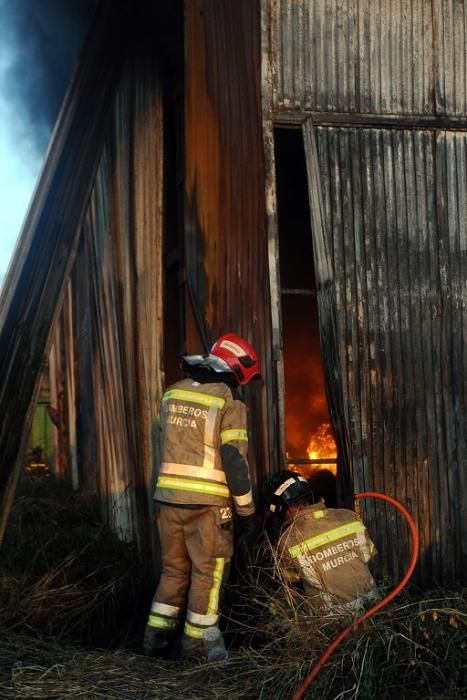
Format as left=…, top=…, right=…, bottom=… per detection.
left=144, top=333, right=261, bottom=659
left=269, top=471, right=378, bottom=614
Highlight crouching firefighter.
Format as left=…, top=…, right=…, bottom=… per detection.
left=144, top=333, right=261, bottom=659
left=268, top=471, right=379, bottom=615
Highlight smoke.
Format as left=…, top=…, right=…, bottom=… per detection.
left=0, top=0, right=97, bottom=161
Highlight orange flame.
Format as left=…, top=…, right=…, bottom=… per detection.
left=306, top=422, right=337, bottom=476
left=307, top=422, right=337, bottom=459
left=288, top=422, right=338, bottom=481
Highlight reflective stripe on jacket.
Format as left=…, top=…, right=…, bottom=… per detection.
left=278, top=502, right=377, bottom=610
left=153, top=378, right=254, bottom=514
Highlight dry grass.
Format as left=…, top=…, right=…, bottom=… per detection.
left=0, top=481, right=153, bottom=646
left=0, top=591, right=466, bottom=699
left=0, top=485, right=466, bottom=699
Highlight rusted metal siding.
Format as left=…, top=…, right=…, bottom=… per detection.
left=53, top=47, right=165, bottom=545
left=185, top=0, right=276, bottom=486
left=270, top=0, right=467, bottom=117
left=262, top=0, right=467, bottom=583
left=303, top=121, right=467, bottom=585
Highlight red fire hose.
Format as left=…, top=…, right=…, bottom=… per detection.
left=292, top=491, right=420, bottom=700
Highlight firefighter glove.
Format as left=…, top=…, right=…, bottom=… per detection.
left=237, top=512, right=261, bottom=547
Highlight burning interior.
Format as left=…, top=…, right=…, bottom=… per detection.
left=275, top=127, right=338, bottom=507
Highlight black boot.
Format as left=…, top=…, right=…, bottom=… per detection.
left=143, top=625, right=172, bottom=657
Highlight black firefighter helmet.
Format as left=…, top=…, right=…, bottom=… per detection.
left=268, top=470, right=313, bottom=517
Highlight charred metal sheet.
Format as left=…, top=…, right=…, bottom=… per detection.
left=269, top=0, right=467, bottom=118
left=185, top=1, right=276, bottom=486
left=261, top=0, right=467, bottom=584
left=435, top=130, right=467, bottom=577
left=52, top=47, right=165, bottom=546
left=434, top=0, right=467, bottom=115
left=301, top=121, right=353, bottom=509
left=303, top=121, right=467, bottom=585
left=261, top=0, right=287, bottom=466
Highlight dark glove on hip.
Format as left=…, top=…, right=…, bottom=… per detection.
left=237, top=512, right=261, bottom=547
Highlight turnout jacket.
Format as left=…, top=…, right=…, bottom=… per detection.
left=153, top=378, right=255, bottom=516
left=277, top=501, right=377, bottom=611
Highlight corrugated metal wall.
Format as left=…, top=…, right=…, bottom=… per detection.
left=53, top=44, right=165, bottom=547
left=271, top=0, right=467, bottom=116
left=185, top=0, right=275, bottom=487
left=265, top=0, right=467, bottom=583
left=304, top=122, right=467, bottom=584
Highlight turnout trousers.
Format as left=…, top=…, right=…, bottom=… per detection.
left=148, top=503, right=233, bottom=652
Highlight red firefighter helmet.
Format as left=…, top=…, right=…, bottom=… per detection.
left=210, top=333, right=261, bottom=385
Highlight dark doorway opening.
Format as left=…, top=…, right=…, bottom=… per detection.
left=274, top=127, right=337, bottom=507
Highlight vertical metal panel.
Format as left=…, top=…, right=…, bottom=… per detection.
left=185, top=1, right=275, bottom=484
left=261, top=0, right=287, bottom=466
left=302, top=122, right=354, bottom=504
left=48, top=330, right=61, bottom=478
left=435, top=131, right=467, bottom=580
left=47, top=318, right=73, bottom=484
left=434, top=0, right=467, bottom=115
left=304, top=121, right=467, bottom=583
left=60, top=48, right=165, bottom=545
left=63, top=286, right=78, bottom=490
left=271, top=0, right=435, bottom=114
left=70, top=222, right=98, bottom=494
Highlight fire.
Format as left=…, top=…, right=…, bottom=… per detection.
left=288, top=421, right=338, bottom=481
left=306, top=422, right=337, bottom=475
